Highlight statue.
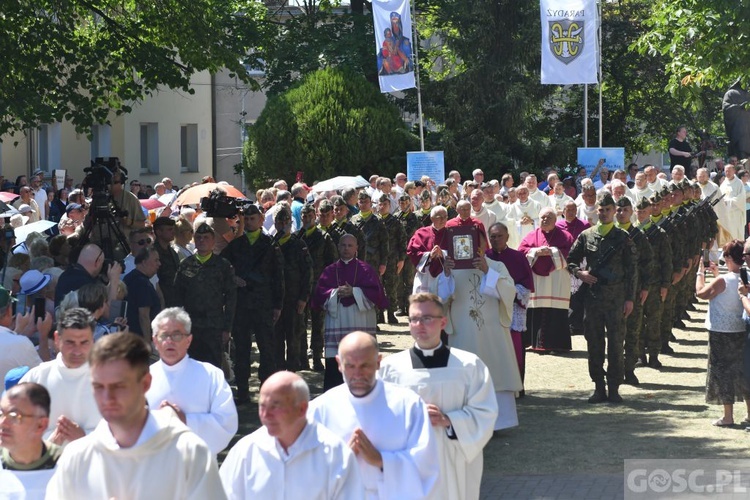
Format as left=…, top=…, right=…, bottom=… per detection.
left=722, top=78, right=750, bottom=159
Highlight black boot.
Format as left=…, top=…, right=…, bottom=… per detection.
left=649, top=354, right=663, bottom=369
left=636, top=354, right=648, bottom=367
left=588, top=383, right=607, bottom=403
left=608, top=384, right=623, bottom=403
left=662, top=343, right=675, bottom=355
left=387, top=312, right=399, bottom=324
left=623, top=371, right=640, bottom=386
left=673, top=318, right=686, bottom=329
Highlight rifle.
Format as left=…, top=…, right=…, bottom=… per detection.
left=573, top=225, right=638, bottom=295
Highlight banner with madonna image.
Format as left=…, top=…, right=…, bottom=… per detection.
left=372, top=0, right=416, bottom=93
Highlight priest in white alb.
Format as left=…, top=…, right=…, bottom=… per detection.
left=220, top=372, right=363, bottom=499
left=444, top=239, right=523, bottom=430
left=720, top=164, right=746, bottom=242
left=20, top=308, right=101, bottom=445
left=508, top=186, right=542, bottom=244
left=146, top=307, right=238, bottom=455
left=379, top=293, right=497, bottom=500
left=525, top=174, right=552, bottom=209
left=308, top=331, right=439, bottom=500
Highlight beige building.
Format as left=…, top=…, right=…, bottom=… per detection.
left=0, top=71, right=216, bottom=190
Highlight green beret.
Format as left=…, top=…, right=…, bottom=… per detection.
left=597, top=192, right=615, bottom=207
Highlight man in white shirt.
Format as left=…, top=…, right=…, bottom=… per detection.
left=380, top=293, right=497, bottom=500
left=0, top=383, right=62, bottom=500
left=0, top=286, right=42, bottom=384
left=21, top=308, right=100, bottom=445
left=146, top=307, right=238, bottom=455
left=308, top=331, right=439, bottom=499
left=47, top=332, right=224, bottom=499
left=30, top=175, right=48, bottom=221
left=220, top=371, right=364, bottom=499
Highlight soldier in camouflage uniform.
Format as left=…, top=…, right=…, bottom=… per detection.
left=567, top=192, right=636, bottom=404
left=223, top=204, right=284, bottom=401
left=417, top=190, right=433, bottom=227
left=350, top=191, right=389, bottom=277
left=273, top=204, right=313, bottom=372
left=328, top=195, right=366, bottom=259
left=174, top=222, right=237, bottom=371
left=635, top=195, right=672, bottom=370
left=376, top=194, right=406, bottom=324
left=395, top=193, right=420, bottom=315
left=660, top=184, right=690, bottom=355
left=299, top=201, right=337, bottom=371
left=615, top=197, right=654, bottom=386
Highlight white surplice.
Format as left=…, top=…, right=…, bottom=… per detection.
left=379, top=348, right=498, bottom=500
left=470, top=206, right=496, bottom=242
left=484, top=201, right=519, bottom=249
left=444, top=258, right=523, bottom=430
left=219, top=420, right=364, bottom=500
left=528, top=188, right=551, bottom=209
left=147, top=355, right=238, bottom=455
left=508, top=199, right=541, bottom=244
left=307, top=380, right=439, bottom=500
left=21, top=355, right=101, bottom=441
left=720, top=175, right=746, bottom=241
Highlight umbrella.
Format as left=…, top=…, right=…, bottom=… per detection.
left=140, top=198, right=166, bottom=211
left=0, top=200, right=19, bottom=218
left=13, top=219, right=57, bottom=243
left=175, top=182, right=246, bottom=206
left=311, top=175, right=369, bottom=193
left=0, top=192, right=19, bottom=203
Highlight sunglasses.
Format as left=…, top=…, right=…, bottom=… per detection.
left=136, top=238, right=152, bottom=246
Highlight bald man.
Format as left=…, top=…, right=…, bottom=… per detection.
left=220, top=371, right=363, bottom=499
left=308, top=332, right=439, bottom=499
left=54, top=244, right=122, bottom=306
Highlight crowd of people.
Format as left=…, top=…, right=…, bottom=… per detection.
left=0, top=156, right=747, bottom=498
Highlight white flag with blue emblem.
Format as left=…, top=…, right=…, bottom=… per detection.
left=540, top=0, right=599, bottom=84
left=372, top=0, right=416, bottom=93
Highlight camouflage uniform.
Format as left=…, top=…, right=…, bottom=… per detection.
left=378, top=212, right=407, bottom=321
left=328, top=219, right=366, bottom=260
left=275, top=233, right=313, bottom=371
left=638, top=220, right=672, bottom=362
left=394, top=208, right=420, bottom=313
left=621, top=224, right=654, bottom=375
left=223, top=230, right=284, bottom=389
left=660, top=204, right=688, bottom=350
left=349, top=213, right=389, bottom=271
left=174, top=252, right=237, bottom=369
left=299, top=225, right=337, bottom=368
left=567, top=217, right=636, bottom=400
left=155, top=240, right=181, bottom=307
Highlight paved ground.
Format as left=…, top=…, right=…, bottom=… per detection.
left=480, top=473, right=623, bottom=500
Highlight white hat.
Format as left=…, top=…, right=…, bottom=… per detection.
left=19, top=270, right=51, bottom=295
left=9, top=214, right=27, bottom=228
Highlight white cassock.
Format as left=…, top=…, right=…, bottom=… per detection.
left=146, top=355, right=238, bottom=455
left=528, top=188, right=551, bottom=209
left=46, top=409, right=225, bottom=500
left=2, top=469, right=55, bottom=500
left=20, top=355, right=101, bottom=441
left=647, top=178, right=667, bottom=193
left=632, top=186, right=653, bottom=204
left=470, top=206, right=496, bottom=242
left=549, top=194, right=574, bottom=219
left=508, top=199, right=541, bottom=244
left=444, top=257, right=523, bottom=430
left=483, top=201, right=518, bottom=249
left=219, top=420, right=364, bottom=500
left=720, top=175, right=746, bottom=241
left=577, top=204, right=599, bottom=226
left=379, top=346, right=498, bottom=500
left=307, top=380, right=439, bottom=500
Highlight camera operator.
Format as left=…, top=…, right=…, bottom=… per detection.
left=109, top=169, right=145, bottom=240
left=54, top=243, right=122, bottom=307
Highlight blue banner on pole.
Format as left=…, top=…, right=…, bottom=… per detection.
left=577, top=147, right=625, bottom=176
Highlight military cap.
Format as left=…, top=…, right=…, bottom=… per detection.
left=660, top=187, right=670, bottom=197
left=437, top=188, right=450, bottom=198
left=195, top=222, right=215, bottom=235
left=331, top=196, right=347, bottom=207
left=357, top=190, right=371, bottom=200
left=318, top=199, right=334, bottom=211
left=597, top=192, right=615, bottom=207
left=398, top=193, right=411, bottom=202
left=650, top=193, right=662, bottom=204
left=378, top=194, right=391, bottom=204
left=301, top=203, right=315, bottom=214
left=243, top=204, right=261, bottom=216
left=420, top=190, right=432, bottom=201
left=635, top=198, right=651, bottom=210
left=152, top=217, right=176, bottom=229
left=667, top=182, right=682, bottom=193
left=615, top=196, right=632, bottom=207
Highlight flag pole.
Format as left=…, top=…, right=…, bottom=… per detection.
left=410, top=0, right=425, bottom=151
left=597, top=0, right=602, bottom=147
left=584, top=84, right=588, bottom=147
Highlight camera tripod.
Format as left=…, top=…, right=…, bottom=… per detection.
left=78, top=192, right=131, bottom=263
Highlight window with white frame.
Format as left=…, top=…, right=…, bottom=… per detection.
left=140, top=123, right=159, bottom=174
left=180, top=124, right=199, bottom=172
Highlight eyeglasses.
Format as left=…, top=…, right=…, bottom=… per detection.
left=135, top=238, right=152, bottom=246
left=408, top=315, right=443, bottom=325
left=156, top=333, right=190, bottom=342
left=0, top=409, right=43, bottom=424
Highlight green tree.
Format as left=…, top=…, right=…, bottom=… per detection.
left=636, top=0, right=750, bottom=106
left=0, top=0, right=268, bottom=136
left=244, top=67, right=418, bottom=189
